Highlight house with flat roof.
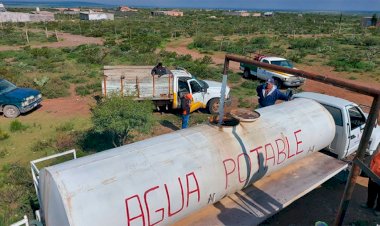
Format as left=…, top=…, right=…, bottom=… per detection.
left=223, top=11, right=251, bottom=17
left=0, top=3, right=6, bottom=12
left=151, top=10, right=183, bottom=17
left=80, top=11, right=114, bottom=21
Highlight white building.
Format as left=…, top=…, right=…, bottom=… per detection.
left=79, top=12, right=114, bottom=21
left=264, top=12, right=274, bottom=17
left=0, top=3, right=6, bottom=12
left=0, top=12, right=54, bottom=22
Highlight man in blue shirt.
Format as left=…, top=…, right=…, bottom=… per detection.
left=256, top=78, right=291, bottom=108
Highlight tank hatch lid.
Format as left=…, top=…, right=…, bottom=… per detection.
left=230, top=109, right=260, bottom=122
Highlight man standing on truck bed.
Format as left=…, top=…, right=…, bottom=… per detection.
left=256, top=78, right=292, bottom=108
left=181, top=93, right=192, bottom=129
left=151, top=62, right=168, bottom=77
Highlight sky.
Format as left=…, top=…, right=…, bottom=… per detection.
left=9, top=0, right=380, bottom=11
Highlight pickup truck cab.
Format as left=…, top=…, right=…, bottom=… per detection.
left=0, top=79, right=42, bottom=118
left=294, top=92, right=379, bottom=159
left=240, top=55, right=305, bottom=88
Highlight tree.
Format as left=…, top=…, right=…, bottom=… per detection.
left=92, top=96, right=155, bottom=147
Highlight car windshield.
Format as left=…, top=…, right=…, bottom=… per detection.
left=271, top=60, right=293, bottom=68
left=0, top=80, right=17, bottom=95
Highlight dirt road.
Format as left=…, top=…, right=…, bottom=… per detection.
left=0, top=31, right=103, bottom=51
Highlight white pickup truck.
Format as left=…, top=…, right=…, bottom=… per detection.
left=240, top=55, right=305, bottom=88
left=294, top=92, right=380, bottom=159
left=102, top=66, right=231, bottom=114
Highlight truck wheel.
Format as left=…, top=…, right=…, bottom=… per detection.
left=243, top=69, right=250, bottom=79
left=274, top=78, right=283, bottom=89
left=3, top=105, right=20, bottom=118
left=208, top=98, right=220, bottom=114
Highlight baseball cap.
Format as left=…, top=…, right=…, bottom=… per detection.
left=266, top=78, right=275, bottom=84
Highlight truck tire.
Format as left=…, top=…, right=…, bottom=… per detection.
left=274, top=78, right=283, bottom=89
left=208, top=98, right=220, bottom=114
left=3, top=105, right=20, bottom=118
left=243, top=69, right=250, bottom=79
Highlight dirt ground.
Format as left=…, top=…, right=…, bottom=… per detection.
left=38, top=85, right=93, bottom=118
left=0, top=31, right=103, bottom=51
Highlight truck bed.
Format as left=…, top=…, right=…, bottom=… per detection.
left=103, top=66, right=173, bottom=99
left=173, top=152, right=348, bottom=226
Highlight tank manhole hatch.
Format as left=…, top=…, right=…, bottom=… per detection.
left=230, top=109, right=260, bottom=122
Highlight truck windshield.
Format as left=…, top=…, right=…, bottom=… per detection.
left=195, top=79, right=209, bottom=89
left=271, top=60, right=293, bottom=68
left=0, top=80, right=17, bottom=95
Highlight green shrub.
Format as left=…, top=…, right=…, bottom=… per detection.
left=0, top=129, right=10, bottom=140
left=241, top=80, right=259, bottom=89
left=30, top=139, right=54, bottom=152
left=40, top=77, right=70, bottom=98
left=328, top=56, right=375, bottom=72
left=56, top=122, right=75, bottom=132
left=60, top=73, right=75, bottom=81
left=9, top=120, right=28, bottom=132
left=92, top=96, right=155, bottom=147
left=55, top=133, right=76, bottom=152
left=289, top=38, right=321, bottom=50
left=76, top=82, right=101, bottom=96
left=191, top=35, right=215, bottom=49
left=0, top=149, right=9, bottom=158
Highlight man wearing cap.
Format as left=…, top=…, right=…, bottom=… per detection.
left=256, top=78, right=291, bottom=108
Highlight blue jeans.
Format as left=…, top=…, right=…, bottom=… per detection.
left=182, top=114, right=190, bottom=129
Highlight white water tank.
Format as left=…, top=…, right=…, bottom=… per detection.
left=39, top=98, right=335, bottom=226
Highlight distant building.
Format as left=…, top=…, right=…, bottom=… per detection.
left=264, top=12, right=274, bottom=17
left=223, top=11, right=250, bottom=17
left=252, top=13, right=261, bottom=17
left=118, top=6, right=138, bottom=12
left=90, top=8, right=103, bottom=12
left=68, top=8, right=81, bottom=12
left=54, top=8, right=68, bottom=13
left=80, top=11, right=114, bottom=21
left=0, top=3, right=54, bottom=22
left=361, top=16, right=378, bottom=27
left=151, top=10, right=183, bottom=17
left=0, top=11, right=54, bottom=22
left=0, top=3, right=6, bottom=12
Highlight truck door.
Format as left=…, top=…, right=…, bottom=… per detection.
left=187, top=79, right=204, bottom=112
left=321, top=104, right=347, bottom=158
left=346, top=105, right=366, bottom=156
left=257, top=59, right=270, bottom=80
